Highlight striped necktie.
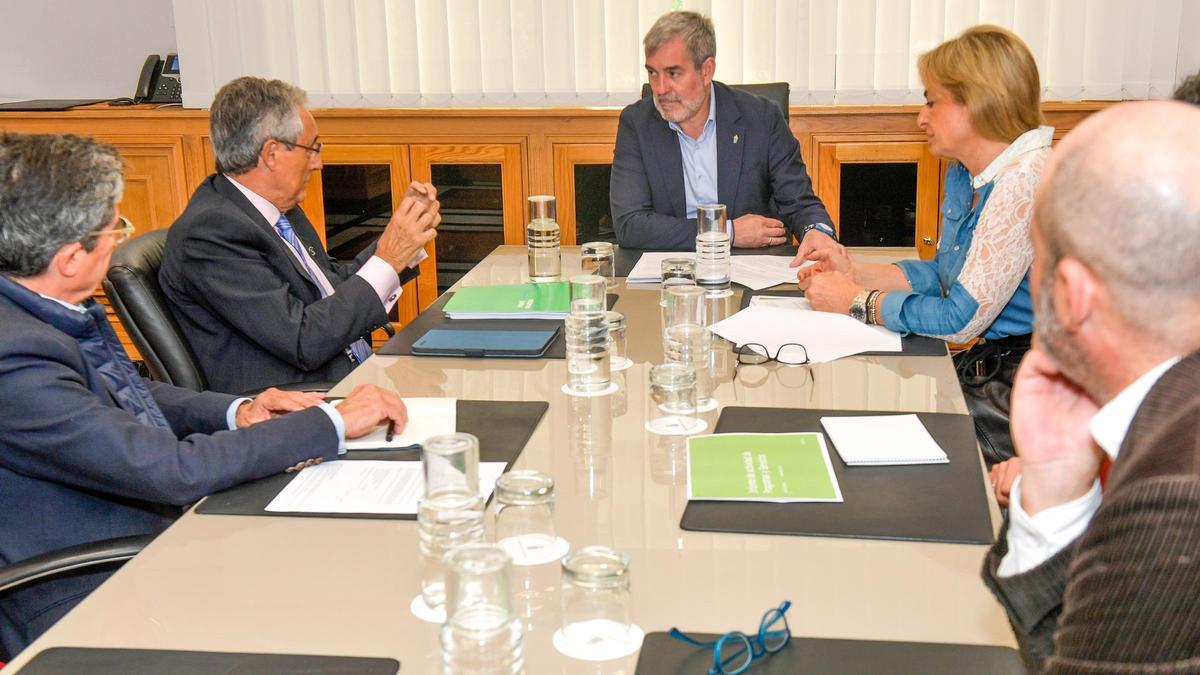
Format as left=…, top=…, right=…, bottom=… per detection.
left=275, top=214, right=373, bottom=364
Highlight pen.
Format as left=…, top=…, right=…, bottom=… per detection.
left=385, top=424, right=394, bottom=443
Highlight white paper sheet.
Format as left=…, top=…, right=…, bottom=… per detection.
left=340, top=397, right=456, bottom=450
left=708, top=303, right=901, bottom=363
left=627, top=252, right=811, bottom=290
left=265, top=460, right=507, bottom=514
left=819, top=414, right=949, bottom=465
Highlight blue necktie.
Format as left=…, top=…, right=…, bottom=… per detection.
left=275, top=214, right=374, bottom=364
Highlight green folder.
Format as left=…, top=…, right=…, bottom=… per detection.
left=442, top=282, right=570, bottom=319
left=686, top=433, right=843, bottom=502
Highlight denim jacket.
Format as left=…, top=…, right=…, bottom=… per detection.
left=879, top=127, right=1052, bottom=341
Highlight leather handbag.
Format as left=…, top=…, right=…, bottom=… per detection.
left=953, top=334, right=1031, bottom=466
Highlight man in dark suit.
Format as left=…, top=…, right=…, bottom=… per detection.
left=609, top=10, right=836, bottom=253
left=160, top=76, right=440, bottom=394
left=0, top=132, right=409, bottom=660
left=981, top=101, right=1200, bottom=672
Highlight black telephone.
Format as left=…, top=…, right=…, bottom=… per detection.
left=134, top=54, right=182, bottom=104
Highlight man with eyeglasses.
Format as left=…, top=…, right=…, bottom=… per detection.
left=160, top=76, right=440, bottom=394
left=0, top=132, right=410, bottom=659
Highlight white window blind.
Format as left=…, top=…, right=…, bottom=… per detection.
left=174, top=0, right=1200, bottom=108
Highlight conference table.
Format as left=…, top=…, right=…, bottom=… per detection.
left=7, top=246, right=1016, bottom=673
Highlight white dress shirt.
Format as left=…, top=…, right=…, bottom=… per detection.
left=998, top=356, right=1182, bottom=576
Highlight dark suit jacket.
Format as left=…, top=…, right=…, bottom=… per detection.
left=0, top=284, right=338, bottom=660
left=983, top=351, right=1200, bottom=673
left=609, top=81, right=831, bottom=250
left=160, top=174, right=416, bottom=394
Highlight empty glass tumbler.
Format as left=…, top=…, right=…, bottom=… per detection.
left=493, top=471, right=561, bottom=566
left=660, top=257, right=697, bottom=302
left=695, top=204, right=730, bottom=285
left=569, top=274, right=608, bottom=314
left=564, top=310, right=611, bottom=395
left=558, top=546, right=638, bottom=659
left=527, top=195, right=561, bottom=282
left=580, top=241, right=616, bottom=288
left=440, top=543, right=524, bottom=675
left=418, top=433, right=487, bottom=612
left=646, top=362, right=705, bottom=435
left=664, top=322, right=714, bottom=408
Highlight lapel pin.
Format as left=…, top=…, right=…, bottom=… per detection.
left=732, top=133, right=739, bottom=144
left=307, top=245, right=317, bottom=257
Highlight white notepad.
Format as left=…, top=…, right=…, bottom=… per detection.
left=819, top=414, right=949, bottom=466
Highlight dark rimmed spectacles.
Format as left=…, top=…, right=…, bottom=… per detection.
left=275, top=138, right=323, bottom=156
left=669, top=600, right=792, bottom=674
left=734, top=342, right=810, bottom=366
left=81, top=216, right=136, bottom=246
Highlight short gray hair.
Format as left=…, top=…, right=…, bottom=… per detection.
left=644, top=11, right=715, bottom=69
left=210, top=76, right=307, bottom=175
left=0, top=133, right=124, bottom=277
left=1038, top=102, right=1200, bottom=340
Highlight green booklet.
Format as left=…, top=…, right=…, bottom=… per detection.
left=442, top=281, right=570, bottom=319
left=686, top=433, right=843, bottom=502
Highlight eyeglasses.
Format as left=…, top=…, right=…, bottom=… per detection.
left=734, top=342, right=810, bottom=366
left=669, top=600, right=792, bottom=674
left=82, top=216, right=136, bottom=246
left=275, top=137, right=323, bottom=156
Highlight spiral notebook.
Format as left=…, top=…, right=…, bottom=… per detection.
left=819, top=414, right=949, bottom=466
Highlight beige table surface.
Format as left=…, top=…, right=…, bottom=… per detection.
left=7, top=246, right=1012, bottom=673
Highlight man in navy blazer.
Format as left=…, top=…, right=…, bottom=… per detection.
left=160, top=76, right=440, bottom=394
left=610, top=11, right=837, bottom=253
left=0, top=132, right=409, bottom=660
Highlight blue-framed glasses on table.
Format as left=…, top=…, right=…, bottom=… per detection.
left=668, top=600, right=792, bottom=674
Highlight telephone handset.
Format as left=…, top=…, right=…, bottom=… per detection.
left=134, top=54, right=182, bottom=104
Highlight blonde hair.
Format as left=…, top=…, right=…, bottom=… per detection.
left=918, top=25, right=1043, bottom=143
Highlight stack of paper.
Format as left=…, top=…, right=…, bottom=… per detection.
left=686, top=432, right=843, bottom=503
left=819, top=415, right=949, bottom=466
left=342, top=397, right=457, bottom=450
left=626, top=253, right=811, bottom=290
left=708, top=302, right=901, bottom=363
left=443, top=282, right=570, bottom=319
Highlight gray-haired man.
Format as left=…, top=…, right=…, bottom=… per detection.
left=160, top=76, right=439, bottom=393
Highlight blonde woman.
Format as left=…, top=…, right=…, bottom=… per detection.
left=798, top=25, right=1051, bottom=466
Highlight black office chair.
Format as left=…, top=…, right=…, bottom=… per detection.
left=639, top=81, right=790, bottom=120
left=102, top=229, right=208, bottom=391
left=102, top=230, right=333, bottom=395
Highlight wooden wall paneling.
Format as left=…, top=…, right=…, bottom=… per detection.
left=551, top=143, right=616, bottom=245
left=94, top=135, right=189, bottom=234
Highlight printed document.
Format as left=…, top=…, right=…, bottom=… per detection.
left=820, top=414, right=949, bottom=466
left=265, top=460, right=507, bottom=515
left=626, top=252, right=812, bottom=290
left=687, top=433, right=843, bottom=502
left=708, top=302, right=901, bottom=363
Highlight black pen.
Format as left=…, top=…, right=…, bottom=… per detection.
left=385, top=424, right=394, bottom=443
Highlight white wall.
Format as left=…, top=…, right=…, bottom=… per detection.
left=0, top=0, right=176, bottom=103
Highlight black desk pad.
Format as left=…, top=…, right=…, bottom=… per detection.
left=739, top=288, right=948, bottom=357
left=196, top=400, right=548, bottom=520
left=634, top=632, right=1022, bottom=674
left=614, top=244, right=797, bottom=278
left=680, top=407, right=993, bottom=544
left=19, top=647, right=398, bottom=674
left=377, top=291, right=617, bottom=359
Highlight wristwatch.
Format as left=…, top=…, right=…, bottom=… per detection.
left=804, top=222, right=837, bottom=240
left=849, top=289, right=871, bottom=323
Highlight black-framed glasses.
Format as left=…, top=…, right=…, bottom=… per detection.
left=669, top=600, right=792, bottom=674
left=734, top=342, right=810, bottom=366
left=81, top=216, right=136, bottom=246
left=275, top=137, right=323, bottom=156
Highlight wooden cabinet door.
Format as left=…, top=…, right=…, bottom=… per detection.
left=409, top=144, right=524, bottom=312
left=815, top=138, right=941, bottom=259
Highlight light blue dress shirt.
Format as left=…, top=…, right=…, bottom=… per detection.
left=667, top=84, right=719, bottom=220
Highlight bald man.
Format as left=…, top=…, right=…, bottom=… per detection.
left=981, top=101, right=1200, bottom=673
